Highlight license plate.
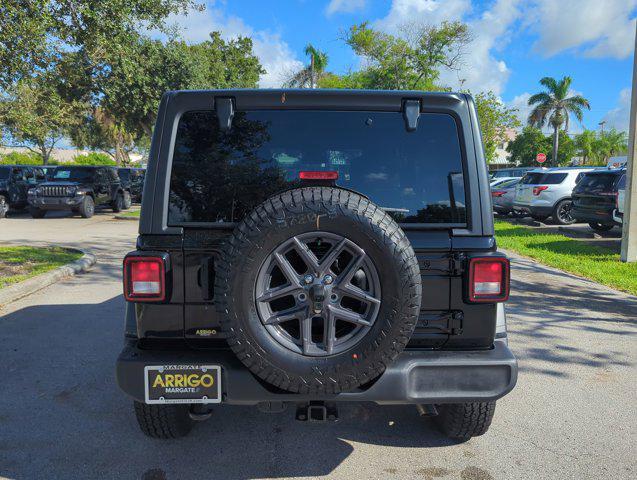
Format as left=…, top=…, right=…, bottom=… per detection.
left=144, top=365, right=221, bottom=404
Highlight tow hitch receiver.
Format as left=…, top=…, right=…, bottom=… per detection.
left=295, top=401, right=339, bottom=422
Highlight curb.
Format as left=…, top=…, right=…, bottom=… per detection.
left=0, top=251, right=97, bottom=308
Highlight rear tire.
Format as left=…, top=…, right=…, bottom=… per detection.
left=78, top=196, right=95, bottom=218
left=552, top=199, right=575, bottom=225
left=133, top=402, right=194, bottom=439
left=112, top=193, right=124, bottom=213
left=122, top=190, right=132, bottom=210
left=0, top=195, right=8, bottom=218
left=588, top=222, right=614, bottom=232
left=434, top=401, right=496, bottom=441
left=29, top=207, right=46, bottom=218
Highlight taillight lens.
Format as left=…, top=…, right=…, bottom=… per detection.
left=299, top=171, right=338, bottom=180
left=491, top=190, right=506, bottom=197
left=124, top=256, right=165, bottom=302
left=532, top=186, right=548, bottom=196
left=468, top=257, right=509, bottom=302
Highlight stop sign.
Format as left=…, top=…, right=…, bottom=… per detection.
left=536, top=153, right=547, bottom=164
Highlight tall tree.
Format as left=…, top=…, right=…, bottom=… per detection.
left=343, top=21, right=471, bottom=90
left=67, top=32, right=263, bottom=164
left=285, top=44, right=329, bottom=88
left=0, top=77, right=80, bottom=164
left=527, top=76, right=590, bottom=166
left=507, top=127, right=575, bottom=167
left=471, top=91, right=520, bottom=162
left=574, top=129, right=597, bottom=164
left=0, top=0, right=198, bottom=88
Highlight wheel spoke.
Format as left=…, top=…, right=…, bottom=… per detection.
left=338, top=283, right=381, bottom=306
left=324, top=308, right=336, bottom=355
left=273, top=252, right=300, bottom=285
left=292, top=236, right=320, bottom=271
left=256, top=283, right=301, bottom=303
left=318, top=238, right=347, bottom=275
left=301, top=316, right=314, bottom=354
left=264, top=305, right=306, bottom=325
left=335, top=252, right=366, bottom=287
left=327, top=305, right=371, bottom=326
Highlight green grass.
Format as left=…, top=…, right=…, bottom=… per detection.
left=495, top=221, right=637, bottom=296
left=0, top=246, right=82, bottom=288
left=119, top=209, right=140, bottom=218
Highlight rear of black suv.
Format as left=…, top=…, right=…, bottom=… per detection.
left=116, top=89, right=517, bottom=441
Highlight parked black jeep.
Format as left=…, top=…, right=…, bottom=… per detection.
left=116, top=90, right=517, bottom=441
left=0, top=164, right=46, bottom=218
left=28, top=165, right=131, bottom=218
left=572, top=169, right=626, bottom=231
left=117, top=167, right=145, bottom=203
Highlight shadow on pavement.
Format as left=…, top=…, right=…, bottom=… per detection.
left=0, top=297, right=456, bottom=480
left=506, top=257, right=637, bottom=378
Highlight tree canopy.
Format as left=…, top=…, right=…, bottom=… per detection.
left=341, top=21, right=471, bottom=90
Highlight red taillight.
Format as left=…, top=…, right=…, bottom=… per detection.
left=532, top=186, right=548, bottom=196
left=491, top=190, right=506, bottom=197
left=299, top=171, right=338, bottom=180
left=468, top=257, right=509, bottom=302
left=124, top=256, right=165, bottom=302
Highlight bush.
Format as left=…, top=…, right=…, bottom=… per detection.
left=0, top=151, right=46, bottom=165
left=71, top=152, right=116, bottom=165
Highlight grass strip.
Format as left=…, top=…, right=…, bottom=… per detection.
left=0, top=246, right=82, bottom=288
left=495, top=220, right=637, bottom=296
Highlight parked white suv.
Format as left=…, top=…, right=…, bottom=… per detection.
left=513, top=168, right=597, bottom=225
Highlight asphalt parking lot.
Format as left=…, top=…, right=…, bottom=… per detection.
left=0, top=212, right=635, bottom=480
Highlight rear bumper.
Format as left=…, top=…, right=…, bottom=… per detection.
left=116, top=339, right=518, bottom=405
left=572, top=207, right=616, bottom=225
left=513, top=203, right=553, bottom=217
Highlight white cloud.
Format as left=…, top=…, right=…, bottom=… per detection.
left=509, top=92, right=532, bottom=127
left=373, top=0, right=520, bottom=95
left=162, top=6, right=303, bottom=88
left=326, top=0, right=366, bottom=16
left=375, top=0, right=471, bottom=33
left=525, top=0, right=637, bottom=59
left=602, top=88, right=632, bottom=132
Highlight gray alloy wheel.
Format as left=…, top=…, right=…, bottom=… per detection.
left=553, top=199, right=575, bottom=225
left=0, top=195, right=8, bottom=218
left=254, top=231, right=381, bottom=357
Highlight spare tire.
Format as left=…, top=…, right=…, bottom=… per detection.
left=215, top=187, right=422, bottom=394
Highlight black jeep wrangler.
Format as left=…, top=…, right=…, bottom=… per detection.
left=27, top=165, right=131, bottom=218
left=116, top=90, right=517, bottom=441
left=0, top=165, right=46, bottom=218
left=117, top=167, right=146, bottom=203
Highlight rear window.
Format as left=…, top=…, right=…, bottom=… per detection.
left=118, top=169, right=131, bottom=181
left=0, top=167, right=9, bottom=180
left=575, top=173, right=620, bottom=192
left=168, top=110, right=467, bottom=225
left=520, top=172, right=567, bottom=185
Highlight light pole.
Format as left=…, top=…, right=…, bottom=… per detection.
left=598, top=120, right=606, bottom=135
left=620, top=22, right=637, bottom=262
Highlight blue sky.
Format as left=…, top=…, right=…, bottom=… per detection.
left=166, top=0, right=637, bottom=133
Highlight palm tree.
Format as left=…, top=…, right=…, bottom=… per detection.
left=527, top=76, right=590, bottom=165
left=285, top=44, right=329, bottom=88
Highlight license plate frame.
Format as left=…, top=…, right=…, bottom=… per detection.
left=144, top=365, right=221, bottom=405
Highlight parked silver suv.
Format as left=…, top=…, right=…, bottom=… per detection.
left=513, top=167, right=596, bottom=224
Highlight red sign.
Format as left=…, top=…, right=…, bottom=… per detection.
left=536, top=153, right=547, bottom=164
